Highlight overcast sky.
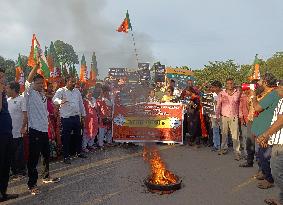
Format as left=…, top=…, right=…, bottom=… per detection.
left=1, top=0, right=283, bottom=77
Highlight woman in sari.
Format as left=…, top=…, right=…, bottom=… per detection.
left=182, top=86, right=208, bottom=147
left=46, top=82, right=61, bottom=158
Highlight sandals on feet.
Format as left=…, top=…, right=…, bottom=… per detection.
left=29, top=187, right=41, bottom=195
left=257, top=180, right=274, bottom=189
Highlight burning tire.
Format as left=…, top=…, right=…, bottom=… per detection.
left=144, top=176, right=182, bottom=191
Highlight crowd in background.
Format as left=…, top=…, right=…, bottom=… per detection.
left=1, top=63, right=283, bottom=204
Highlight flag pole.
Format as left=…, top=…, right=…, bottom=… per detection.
left=130, top=30, right=139, bottom=68
left=117, top=10, right=140, bottom=68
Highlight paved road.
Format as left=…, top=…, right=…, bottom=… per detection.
left=3, top=145, right=278, bottom=205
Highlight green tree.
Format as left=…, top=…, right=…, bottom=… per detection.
left=20, top=55, right=30, bottom=78
left=194, top=60, right=240, bottom=85
left=49, top=41, right=60, bottom=68
left=265, top=52, right=283, bottom=79
left=54, top=40, right=79, bottom=72
left=0, top=56, right=16, bottom=82
left=238, top=64, right=252, bottom=83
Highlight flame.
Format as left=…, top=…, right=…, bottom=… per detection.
left=143, top=146, right=177, bottom=185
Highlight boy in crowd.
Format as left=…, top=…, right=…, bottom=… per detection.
left=6, top=82, right=28, bottom=178
left=210, top=81, right=223, bottom=151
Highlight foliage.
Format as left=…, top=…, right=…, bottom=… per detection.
left=194, top=60, right=241, bottom=85
left=54, top=40, right=79, bottom=70
left=1, top=48, right=283, bottom=85
left=265, top=52, right=283, bottom=79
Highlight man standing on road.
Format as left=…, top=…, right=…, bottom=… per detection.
left=239, top=79, right=258, bottom=168
left=216, top=78, right=241, bottom=160
left=53, top=75, right=87, bottom=164
left=256, top=83, right=283, bottom=205
left=6, top=82, right=28, bottom=178
left=250, top=73, right=280, bottom=190
left=0, top=67, right=19, bottom=202
left=25, top=63, right=60, bottom=195
left=210, top=81, right=223, bottom=151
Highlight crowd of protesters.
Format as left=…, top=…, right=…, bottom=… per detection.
left=1, top=62, right=283, bottom=204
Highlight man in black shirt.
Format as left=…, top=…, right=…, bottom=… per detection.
left=0, top=67, right=18, bottom=202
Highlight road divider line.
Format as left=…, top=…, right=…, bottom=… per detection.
left=232, top=177, right=256, bottom=193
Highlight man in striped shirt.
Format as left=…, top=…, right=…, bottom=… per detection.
left=257, top=83, right=283, bottom=205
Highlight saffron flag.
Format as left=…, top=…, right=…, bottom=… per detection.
left=79, top=54, right=88, bottom=83
left=38, top=50, right=50, bottom=78
left=15, top=54, right=25, bottom=93
left=27, top=34, right=50, bottom=78
left=117, top=10, right=132, bottom=33
left=249, top=54, right=261, bottom=80
left=253, top=54, right=261, bottom=80
left=28, top=34, right=40, bottom=68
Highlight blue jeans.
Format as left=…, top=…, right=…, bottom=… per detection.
left=211, top=118, right=220, bottom=149
left=258, top=146, right=273, bottom=183
left=271, top=145, right=283, bottom=204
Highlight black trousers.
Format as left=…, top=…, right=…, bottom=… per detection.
left=187, top=111, right=201, bottom=145
left=246, top=134, right=255, bottom=165
left=0, top=134, right=12, bottom=195
left=11, top=138, right=26, bottom=175
left=27, top=128, right=50, bottom=189
left=183, top=113, right=188, bottom=144
left=203, top=114, right=213, bottom=146
left=61, top=115, right=82, bottom=159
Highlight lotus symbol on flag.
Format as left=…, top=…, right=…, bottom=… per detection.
left=169, top=117, right=181, bottom=129
left=114, top=114, right=126, bottom=126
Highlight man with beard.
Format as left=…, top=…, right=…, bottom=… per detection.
left=256, top=82, right=283, bottom=205
left=250, top=73, right=280, bottom=189
left=0, top=67, right=18, bottom=202
left=53, top=75, right=86, bottom=164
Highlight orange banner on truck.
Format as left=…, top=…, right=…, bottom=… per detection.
left=113, top=103, right=184, bottom=144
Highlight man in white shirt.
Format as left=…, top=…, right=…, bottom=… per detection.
left=53, top=75, right=86, bottom=164
left=257, top=84, right=283, bottom=205
left=25, top=63, right=60, bottom=195
left=210, top=81, right=222, bottom=151
left=6, top=82, right=27, bottom=177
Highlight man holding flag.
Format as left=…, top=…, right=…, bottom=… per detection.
left=25, top=35, right=60, bottom=195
